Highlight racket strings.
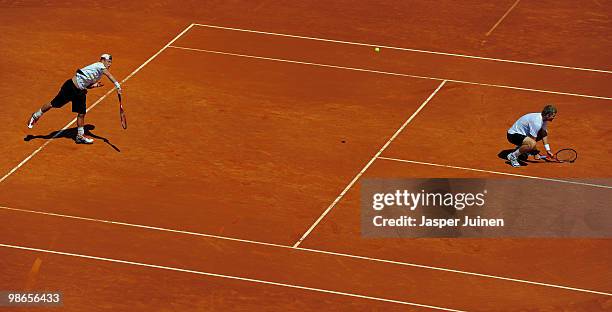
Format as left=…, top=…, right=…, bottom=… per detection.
left=555, top=149, right=577, bottom=162
left=120, top=109, right=127, bottom=129
left=117, top=93, right=127, bottom=129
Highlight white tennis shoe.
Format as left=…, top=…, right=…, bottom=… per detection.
left=75, top=135, right=94, bottom=144
left=507, top=153, right=520, bottom=167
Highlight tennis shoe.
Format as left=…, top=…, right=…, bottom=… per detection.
left=75, top=135, right=94, bottom=144
left=507, top=153, right=520, bottom=167
left=27, top=113, right=39, bottom=129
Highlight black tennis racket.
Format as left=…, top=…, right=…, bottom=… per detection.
left=118, top=93, right=127, bottom=130
left=540, top=148, right=577, bottom=163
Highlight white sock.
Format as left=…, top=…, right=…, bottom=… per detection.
left=511, top=149, right=522, bottom=158
left=33, top=109, right=43, bottom=118
left=77, top=127, right=85, bottom=136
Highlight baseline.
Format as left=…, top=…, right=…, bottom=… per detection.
left=0, top=243, right=465, bottom=312
left=0, top=205, right=609, bottom=296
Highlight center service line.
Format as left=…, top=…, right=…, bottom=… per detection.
left=485, top=0, right=521, bottom=37
left=292, top=80, right=448, bottom=248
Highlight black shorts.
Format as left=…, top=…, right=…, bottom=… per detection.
left=50, top=79, right=88, bottom=114
left=507, top=132, right=526, bottom=146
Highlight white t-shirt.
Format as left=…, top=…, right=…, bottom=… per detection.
left=74, top=62, right=106, bottom=90
left=508, top=113, right=547, bottom=137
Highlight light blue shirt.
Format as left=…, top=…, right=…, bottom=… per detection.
left=508, top=113, right=547, bottom=137
left=74, top=62, right=106, bottom=90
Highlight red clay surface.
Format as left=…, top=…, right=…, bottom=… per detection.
left=1, top=1, right=611, bottom=311
left=175, top=26, right=612, bottom=99
left=381, top=83, right=612, bottom=177
left=1, top=210, right=609, bottom=311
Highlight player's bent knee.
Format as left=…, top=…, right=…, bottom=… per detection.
left=522, top=138, right=536, bottom=150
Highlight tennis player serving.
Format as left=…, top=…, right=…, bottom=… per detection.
left=27, top=54, right=122, bottom=144
left=506, top=105, right=557, bottom=167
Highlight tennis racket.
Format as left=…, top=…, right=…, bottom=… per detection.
left=118, top=93, right=127, bottom=129
left=540, top=148, right=577, bottom=163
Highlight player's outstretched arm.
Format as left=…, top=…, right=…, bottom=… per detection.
left=103, top=69, right=122, bottom=94
left=541, top=135, right=554, bottom=157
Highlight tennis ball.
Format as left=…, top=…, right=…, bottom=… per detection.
left=374, top=47, right=380, bottom=52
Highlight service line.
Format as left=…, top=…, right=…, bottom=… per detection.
left=168, top=46, right=612, bottom=101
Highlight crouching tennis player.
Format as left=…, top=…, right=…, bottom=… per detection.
left=506, top=105, right=557, bottom=167
left=27, top=54, right=122, bottom=144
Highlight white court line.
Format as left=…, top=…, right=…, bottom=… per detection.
left=0, top=205, right=610, bottom=296
left=0, top=23, right=195, bottom=185
left=192, top=23, right=612, bottom=74
left=0, top=244, right=465, bottom=312
left=0, top=90, right=114, bottom=184
left=485, top=0, right=521, bottom=37
left=168, top=46, right=612, bottom=101
left=293, top=81, right=448, bottom=248
left=378, top=157, right=612, bottom=189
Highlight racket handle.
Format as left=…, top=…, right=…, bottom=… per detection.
left=537, top=154, right=549, bottom=161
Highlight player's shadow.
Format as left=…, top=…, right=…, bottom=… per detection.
left=24, top=124, right=121, bottom=152
left=497, top=148, right=529, bottom=166
left=497, top=149, right=514, bottom=159
left=497, top=148, right=549, bottom=166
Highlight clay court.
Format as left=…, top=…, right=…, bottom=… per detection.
left=1, top=1, right=611, bottom=311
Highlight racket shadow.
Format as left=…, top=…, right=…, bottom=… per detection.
left=24, top=124, right=121, bottom=152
